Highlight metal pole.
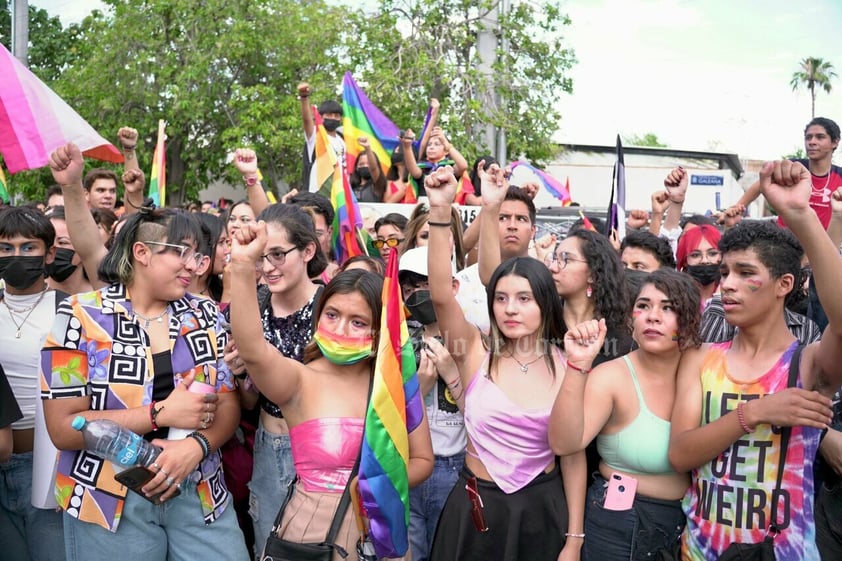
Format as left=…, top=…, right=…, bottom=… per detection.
left=12, top=0, right=29, bottom=65
left=496, top=0, right=509, bottom=164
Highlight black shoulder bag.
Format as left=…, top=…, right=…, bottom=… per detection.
left=717, top=344, right=803, bottom=561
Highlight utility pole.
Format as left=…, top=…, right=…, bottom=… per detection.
left=11, top=0, right=29, bottom=65
left=495, top=0, right=509, bottom=164
left=476, top=3, right=498, bottom=158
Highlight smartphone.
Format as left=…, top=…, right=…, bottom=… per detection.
left=604, top=472, right=637, bottom=511
left=114, top=466, right=180, bottom=505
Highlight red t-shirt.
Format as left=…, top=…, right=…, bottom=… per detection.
left=777, top=158, right=842, bottom=230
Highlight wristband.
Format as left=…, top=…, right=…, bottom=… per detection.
left=121, top=144, right=136, bottom=151
left=189, top=431, right=211, bottom=460
left=243, top=175, right=258, bottom=187
left=150, top=401, right=163, bottom=430
left=427, top=221, right=452, bottom=228
left=736, top=402, right=755, bottom=433
left=565, top=533, right=585, bottom=539
left=566, top=360, right=590, bottom=375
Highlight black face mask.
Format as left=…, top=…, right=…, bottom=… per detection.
left=624, top=269, right=651, bottom=294
left=357, top=168, right=372, bottom=180
left=685, top=264, right=720, bottom=286
left=45, top=248, right=78, bottom=283
left=405, top=290, right=437, bottom=325
left=323, top=118, right=341, bottom=132
left=0, top=256, right=46, bottom=290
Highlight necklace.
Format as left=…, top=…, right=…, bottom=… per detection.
left=133, top=307, right=168, bottom=329
left=811, top=170, right=831, bottom=193
left=505, top=352, right=545, bottom=373
left=2, top=288, right=48, bottom=338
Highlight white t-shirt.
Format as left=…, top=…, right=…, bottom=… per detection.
left=426, top=378, right=466, bottom=457
left=454, top=264, right=490, bottom=335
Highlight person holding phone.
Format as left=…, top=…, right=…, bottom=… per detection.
left=551, top=269, right=702, bottom=560
left=41, top=144, right=248, bottom=561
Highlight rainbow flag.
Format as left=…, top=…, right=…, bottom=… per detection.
left=358, top=247, right=424, bottom=558
left=309, top=108, right=338, bottom=198
left=510, top=160, right=572, bottom=205
left=0, top=164, right=9, bottom=203
left=329, top=140, right=364, bottom=264
left=148, top=120, right=166, bottom=207
left=0, top=44, right=122, bottom=173
left=341, top=72, right=400, bottom=178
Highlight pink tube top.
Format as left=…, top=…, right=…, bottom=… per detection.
left=464, top=356, right=555, bottom=494
left=289, top=417, right=364, bottom=493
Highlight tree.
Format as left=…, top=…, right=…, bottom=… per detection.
left=623, top=132, right=667, bottom=148
left=347, top=0, right=576, bottom=166
left=790, top=57, right=837, bottom=118
left=51, top=0, right=351, bottom=205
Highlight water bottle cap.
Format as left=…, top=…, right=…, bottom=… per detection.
left=71, top=416, right=87, bottom=431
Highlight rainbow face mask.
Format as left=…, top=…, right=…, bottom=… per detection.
left=313, top=324, right=374, bottom=365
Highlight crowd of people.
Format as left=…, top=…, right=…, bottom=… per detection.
left=2, top=91, right=842, bottom=561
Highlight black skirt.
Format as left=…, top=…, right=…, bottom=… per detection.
left=429, top=465, right=568, bottom=561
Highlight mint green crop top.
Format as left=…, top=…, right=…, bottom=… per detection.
left=596, top=356, right=676, bottom=475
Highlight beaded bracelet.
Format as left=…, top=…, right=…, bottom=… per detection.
left=189, top=431, right=211, bottom=460
left=149, top=401, right=163, bottom=431
left=736, top=402, right=755, bottom=434
left=565, top=532, right=585, bottom=539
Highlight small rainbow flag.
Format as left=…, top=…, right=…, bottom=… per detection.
left=309, top=108, right=338, bottom=198
left=358, top=247, right=424, bottom=558
left=329, top=136, right=364, bottom=264
left=0, top=163, right=9, bottom=204
left=510, top=160, right=572, bottom=205
left=148, top=120, right=166, bottom=207
left=341, top=72, right=400, bottom=178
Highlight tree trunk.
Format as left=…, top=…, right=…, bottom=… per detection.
left=811, top=83, right=816, bottom=118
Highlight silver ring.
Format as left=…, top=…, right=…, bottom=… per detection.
left=151, top=462, right=161, bottom=471
left=159, top=468, right=170, bottom=477
left=204, top=402, right=209, bottom=412
left=204, top=412, right=211, bottom=423
left=165, top=476, right=175, bottom=487
left=201, top=421, right=208, bottom=429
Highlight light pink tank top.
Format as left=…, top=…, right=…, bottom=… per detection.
left=289, top=417, right=364, bottom=493
left=464, top=354, right=555, bottom=494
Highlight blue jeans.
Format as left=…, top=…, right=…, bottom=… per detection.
left=63, top=480, right=248, bottom=561
left=248, top=423, right=295, bottom=560
left=583, top=475, right=684, bottom=561
left=410, top=453, right=464, bottom=561
left=0, top=452, right=65, bottom=561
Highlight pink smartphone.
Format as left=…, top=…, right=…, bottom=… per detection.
left=604, top=472, right=637, bottom=511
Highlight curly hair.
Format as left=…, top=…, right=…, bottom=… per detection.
left=566, top=229, right=629, bottom=335
left=718, top=220, right=804, bottom=308
left=631, top=269, right=702, bottom=351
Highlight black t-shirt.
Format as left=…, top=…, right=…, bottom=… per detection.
left=0, top=363, right=22, bottom=429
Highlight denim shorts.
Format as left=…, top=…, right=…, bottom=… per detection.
left=583, top=474, right=685, bottom=561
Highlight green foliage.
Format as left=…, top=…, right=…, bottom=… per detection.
left=623, top=132, right=668, bottom=148
left=790, top=57, right=837, bottom=118
left=4, top=0, right=576, bottom=203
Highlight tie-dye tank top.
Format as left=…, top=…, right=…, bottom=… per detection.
left=681, top=341, right=821, bottom=561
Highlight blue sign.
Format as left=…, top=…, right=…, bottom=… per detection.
left=691, top=175, right=724, bottom=186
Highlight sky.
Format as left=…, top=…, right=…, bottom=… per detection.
left=31, top=0, right=842, bottom=161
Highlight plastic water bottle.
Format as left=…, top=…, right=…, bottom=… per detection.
left=72, top=416, right=161, bottom=468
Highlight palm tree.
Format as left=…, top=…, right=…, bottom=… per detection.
left=790, top=57, right=837, bottom=118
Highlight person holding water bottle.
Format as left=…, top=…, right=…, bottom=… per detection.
left=40, top=144, right=249, bottom=561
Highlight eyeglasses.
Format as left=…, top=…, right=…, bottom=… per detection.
left=465, top=477, right=489, bottom=533
left=544, top=251, right=587, bottom=269
left=257, top=246, right=298, bottom=268
left=144, top=241, right=205, bottom=267
left=687, top=249, right=721, bottom=262
left=373, top=238, right=404, bottom=249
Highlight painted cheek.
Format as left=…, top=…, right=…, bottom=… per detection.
left=672, top=331, right=680, bottom=341
left=746, top=278, right=763, bottom=292
left=632, top=309, right=643, bottom=318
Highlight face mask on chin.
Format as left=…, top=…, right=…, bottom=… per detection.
left=0, top=255, right=47, bottom=290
